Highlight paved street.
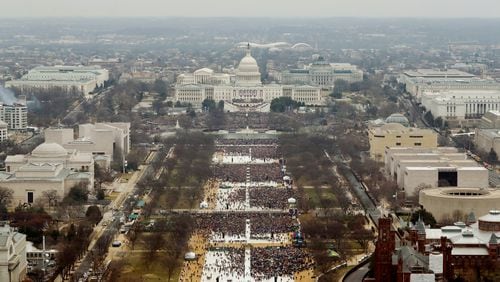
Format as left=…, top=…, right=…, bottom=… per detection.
left=71, top=150, right=158, bottom=280
left=344, top=261, right=371, bottom=282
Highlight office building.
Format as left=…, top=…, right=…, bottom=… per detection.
left=0, top=121, right=7, bottom=141
left=398, top=69, right=498, bottom=99
left=479, top=110, right=500, bottom=129
left=281, top=57, right=363, bottom=86
left=45, top=122, right=130, bottom=167
left=5, top=65, right=109, bottom=95
left=420, top=90, right=500, bottom=125
left=368, top=123, right=438, bottom=162
left=384, top=147, right=488, bottom=196
left=0, top=99, right=27, bottom=131
left=474, top=128, right=500, bottom=157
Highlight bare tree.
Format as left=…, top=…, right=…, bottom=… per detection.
left=352, top=226, right=375, bottom=253
left=164, top=252, right=181, bottom=281
left=0, top=187, right=14, bottom=207
left=407, top=183, right=432, bottom=204
left=452, top=210, right=465, bottom=222
left=126, top=224, right=140, bottom=250
left=106, top=260, right=125, bottom=282
left=144, top=232, right=165, bottom=263
left=42, top=189, right=60, bottom=207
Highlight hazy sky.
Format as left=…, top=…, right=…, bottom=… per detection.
left=2, top=0, right=500, bottom=18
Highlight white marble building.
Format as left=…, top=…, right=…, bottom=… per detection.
left=399, top=68, right=500, bottom=102
left=1, top=143, right=94, bottom=207
left=281, top=57, right=363, bottom=85
left=175, top=45, right=322, bottom=107
left=0, top=223, right=27, bottom=282
left=6, top=65, right=109, bottom=95
left=420, top=90, right=500, bottom=122
left=45, top=122, right=130, bottom=167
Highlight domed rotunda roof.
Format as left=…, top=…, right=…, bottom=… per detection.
left=235, top=43, right=262, bottom=87
left=237, top=44, right=260, bottom=74
left=32, top=143, right=67, bottom=158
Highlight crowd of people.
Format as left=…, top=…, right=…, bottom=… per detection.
left=214, top=164, right=282, bottom=182
left=217, top=112, right=271, bottom=130
left=216, top=188, right=246, bottom=210
left=215, top=138, right=277, bottom=146
left=183, top=136, right=314, bottom=281
left=194, top=213, right=246, bottom=237
left=249, top=187, right=296, bottom=209
left=216, top=145, right=280, bottom=159
left=251, top=247, right=313, bottom=280
left=214, top=186, right=296, bottom=211
left=201, top=247, right=245, bottom=281
left=193, top=212, right=296, bottom=238
left=250, top=213, right=296, bottom=235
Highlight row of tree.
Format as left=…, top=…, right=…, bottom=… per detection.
left=270, top=96, right=305, bottom=112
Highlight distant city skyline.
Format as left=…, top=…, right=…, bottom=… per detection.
left=2, top=0, right=500, bottom=18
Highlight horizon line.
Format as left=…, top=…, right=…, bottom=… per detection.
left=1, top=16, right=500, bottom=20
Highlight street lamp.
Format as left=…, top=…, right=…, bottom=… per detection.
left=123, top=158, right=127, bottom=174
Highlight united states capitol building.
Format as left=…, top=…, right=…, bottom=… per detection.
left=174, top=45, right=324, bottom=109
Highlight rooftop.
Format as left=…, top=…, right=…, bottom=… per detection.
left=478, top=210, right=500, bottom=223
left=451, top=247, right=489, bottom=256
left=404, top=69, right=475, bottom=78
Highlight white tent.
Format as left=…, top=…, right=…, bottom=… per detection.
left=184, top=252, right=196, bottom=260
left=288, top=197, right=297, bottom=204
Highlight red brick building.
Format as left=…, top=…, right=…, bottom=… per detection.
left=369, top=211, right=500, bottom=281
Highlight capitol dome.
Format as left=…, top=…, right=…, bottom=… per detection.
left=236, top=43, right=261, bottom=86
left=32, top=143, right=67, bottom=158
left=238, top=55, right=259, bottom=73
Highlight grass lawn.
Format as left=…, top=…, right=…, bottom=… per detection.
left=302, top=188, right=338, bottom=209
left=157, top=188, right=202, bottom=209
left=113, top=252, right=181, bottom=282
left=106, top=192, right=120, bottom=201
left=120, top=173, right=132, bottom=183
left=112, top=232, right=184, bottom=281
left=319, top=189, right=337, bottom=204
left=303, top=188, right=321, bottom=208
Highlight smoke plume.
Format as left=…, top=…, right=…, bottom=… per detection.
left=0, top=86, right=17, bottom=105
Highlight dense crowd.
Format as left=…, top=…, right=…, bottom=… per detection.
left=201, top=247, right=245, bottom=280
left=194, top=213, right=246, bottom=236
left=194, top=213, right=295, bottom=237
left=190, top=135, right=315, bottom=281
left=251, top=247, right=313, bottom=279
left=215, top=138, right=278, bottom=146
left=249, top=187, right=296, bottom=209
left=250, top=213, right=296, bottom=235
left=216, top=145, right=279, bottom=159
left=214, top=164, right=282, bottom=182
left=216, top=188, right=246, bottom=210
left=220, top=112, right=271, bottom=130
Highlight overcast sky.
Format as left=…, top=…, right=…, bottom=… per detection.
left=2, top=0, right=500, bottom=18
